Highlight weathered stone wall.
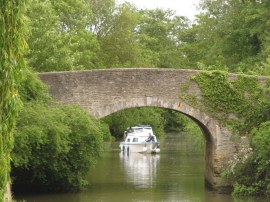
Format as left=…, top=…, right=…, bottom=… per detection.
left=38, top=68, right=202, bottom=118
left=38, top=68, right=266, bottom=190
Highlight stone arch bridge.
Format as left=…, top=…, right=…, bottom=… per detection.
left=38, top=68, right=266, bottom=191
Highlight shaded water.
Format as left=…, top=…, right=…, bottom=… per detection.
left=15, top=133, right=268, bottom=202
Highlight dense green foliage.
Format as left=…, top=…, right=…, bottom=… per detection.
left=181, top=71, right=269, bottom=133
left=183, top=118, right=205, bottom=151
left=103, top=107, right=193, bottom=146
left=0, top=0, right=27, bottom=200
left=26, top=0, right=102, bottom=71
left=193, top=0, right=270, bottom=73
left=24, top=0, right=270, bottom=75
left=231, top=122, right=270, bottom=196
left=19, top=69, right=51, bottom=103
left=12, top=103, right=103, bottom=191
left=162, top=109, right=189, bottom=132
left=11, top=71, right=106, bottom=192
left=181, top=70, right=270, bottom=196
left=25, top=0, right=193, bottom=70
left=4, top=0, right=270, bottom=198
left=102, top=107, right=166, bottom=139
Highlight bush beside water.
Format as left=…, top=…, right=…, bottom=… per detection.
left=11, top=72, right=106, bottom=192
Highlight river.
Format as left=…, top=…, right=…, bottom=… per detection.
left=14, top=133, right=268, bottom=202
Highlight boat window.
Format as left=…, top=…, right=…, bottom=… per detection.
left=132, top=138, right=138, bottom=142
left=135, top=128, right=143, bottom=132
left=126, top=138, right=131, bottom=142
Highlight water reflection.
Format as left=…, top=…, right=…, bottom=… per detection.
left=120, top=152, right=160, bottom=188
left=14, top=133, right=268, bottom=202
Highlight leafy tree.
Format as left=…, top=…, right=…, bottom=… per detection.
left=103, top=107, right=165, bottom=139
left=231, top=121, right=270, bottom=196
left=27, top=0, right=102, bottom=71
left=50, top=0, right=90, bottom=32
left=50, top=0, right=102, bottom=69
left=0, top=0, right=27, bottom=199
left=162, top=109, right=188, bottom=132
left=19, top=69, right=51, bottom=103
left=26, top=0, right=198, bottom=70
left=244, top=0, right=270, bottom=75
left=88, top=0, right=116, bottom=38
left=190, top=0, right=270, bottom=73
left=137, top=9, right=191, bottom=68
left=26, top=0, right=74, bottom=71
left=11, top=70, right=110, bottom=191
left=99, top=3, right=143, bottom=67
left=12, top=103, right=104, bottom=191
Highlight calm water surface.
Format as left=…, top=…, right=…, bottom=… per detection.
left=15, top=133, right=268, bottom=202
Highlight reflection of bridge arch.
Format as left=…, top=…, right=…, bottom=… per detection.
left=38, top=68, right=247, bottom=190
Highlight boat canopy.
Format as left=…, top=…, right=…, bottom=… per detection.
left=127, top=125, right=153, bottom=134
left=124, top=125, right=157, bottom=142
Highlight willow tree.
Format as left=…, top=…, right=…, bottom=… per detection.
left=0, top=0, right=27, bottom=200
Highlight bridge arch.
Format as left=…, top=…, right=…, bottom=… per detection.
left=38, top=68, right=238, bottom=190
left=97, top=98, right=213, bottom=141
left=96, top=97, right=231, bottom=189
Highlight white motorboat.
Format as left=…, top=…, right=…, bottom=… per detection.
left=119, top=125, right=160, bottom=154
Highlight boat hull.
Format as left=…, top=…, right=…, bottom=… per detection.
left=120, top=142, right=160, bottom=154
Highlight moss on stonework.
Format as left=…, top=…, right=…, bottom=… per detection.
left=180, top=70, right=270, bottom=134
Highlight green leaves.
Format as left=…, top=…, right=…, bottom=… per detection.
left=0, top=0, right=27, bottom=199
left=21, top=0, right=270, bottom=73
left=181, top=70, right=270, bottom=196
left=137, top=9, right=191, bottom=68
left=251, top=122, right=270, bottom=160
left=102, top=107, right=165, bottom=139
left=190, top=0, right=270, bottom=73
left=231, top=122, right=270, bottom=196
left=25, top=0, right=199, bottom=70
left=99, top=2, right=142, bottom=67
left=12, top=103, right=104, bottom=191
left=18, top=69, right=51, bottom=103
left=180, top=70, right=270, bottom=134
left=26, top=0, right=100, bottom=71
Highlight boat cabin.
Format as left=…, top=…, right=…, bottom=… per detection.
left=123, top=125, right=157, bottom=143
